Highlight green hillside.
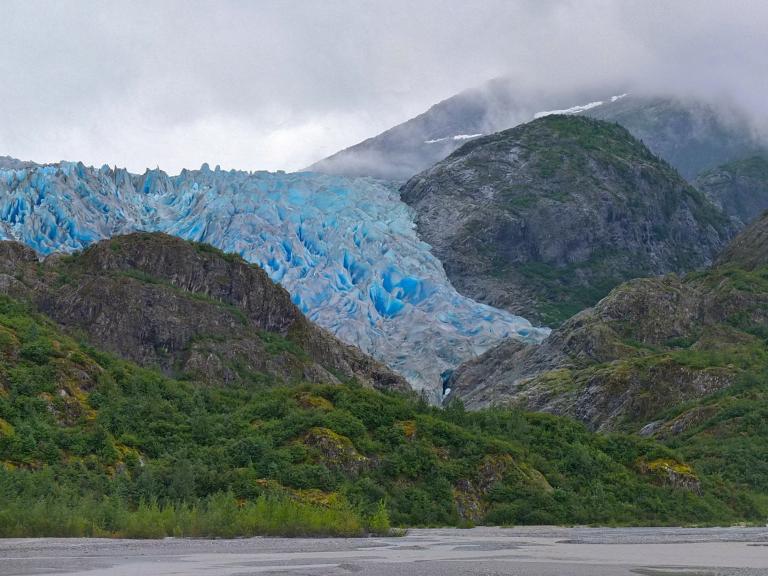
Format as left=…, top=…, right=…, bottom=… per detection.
left=0, top=294, right=761, bottom=537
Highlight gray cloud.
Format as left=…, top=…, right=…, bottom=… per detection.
left=1, top=0, right=766, bottom=173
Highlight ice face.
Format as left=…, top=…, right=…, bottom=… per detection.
left=0, top=162, right=549, bottom=395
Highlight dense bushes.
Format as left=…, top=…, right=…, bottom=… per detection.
left=0, top=489, right=369, bottom=538
left=0, top=294, right=766, bottom=536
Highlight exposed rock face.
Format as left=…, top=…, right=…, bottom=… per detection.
left=694, top=156, right=768, bottom=225
left=303, top=427, right=368, bottom=475
left=402, top=115, right=736, bottom=325
left=447, top=213, right=768, bottom=432
left=0, top=233, right=409, bottom=392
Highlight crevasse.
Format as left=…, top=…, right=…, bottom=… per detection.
left=0, top=161, right=549, bottom=394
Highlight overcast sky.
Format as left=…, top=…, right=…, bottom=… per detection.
left=1, top=0, right=766, bottom=174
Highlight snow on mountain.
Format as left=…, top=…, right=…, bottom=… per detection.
left=0, top=160, right=548, bottom=396
left=424, top=134, right=484, bottom=144
left=533, top=100, right=606, bottom=119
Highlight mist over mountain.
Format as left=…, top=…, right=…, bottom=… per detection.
left=309, top=79, right=767, bottom=182
left=3, top=2, right=768, bottom=174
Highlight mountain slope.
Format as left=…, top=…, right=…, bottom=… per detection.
left=448, top=211, right=768, bottom=430
left=0, top=233, right=408, bottom=392
left=0, top=290, right=762, bottom=535
left=0, top=162, right=546, bottom=394
left=694, top=155, right=768, bottom=225
left=306, top=79, right=550, bottom=181
left=585, top=96, right=764, bottom=181
left=402, top=115, right=736, bottom=325
left=447, top=212, right=768, bottom=506
left=308, top=78, right=765, bottom=181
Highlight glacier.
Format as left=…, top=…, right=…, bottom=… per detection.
left=0, top=160, right=548, bottom=396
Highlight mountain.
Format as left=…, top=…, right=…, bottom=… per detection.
left=306, top=79, right=549, bottom=181
left=447, top=210, right=768, bottom=427
left=694, top=155, right=768, bottom=225
left=716, top=209, right=768, bottom=269
left=0, top=287, right=761, bottom=536
left=401, top=115, right=736, bottom=325
left=308, top=79, right=765, bottom=182
left=0, top=233, right=407, bottom=392
left=586, top=96, right=766, bottom=181
left=0, top=161, right=546, bottom=395
left=446, top=210, right=768, bottom=508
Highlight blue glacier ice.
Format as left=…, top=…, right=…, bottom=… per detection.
left=0, top=160, right=549, bottom=396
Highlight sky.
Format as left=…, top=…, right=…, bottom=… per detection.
left=1, top=0, right=767, bottom=174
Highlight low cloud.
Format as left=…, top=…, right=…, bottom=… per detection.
left=1, top=0, right=766, bottom=173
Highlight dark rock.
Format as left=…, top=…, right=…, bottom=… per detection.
left=716, top=210, right=768, bottom=270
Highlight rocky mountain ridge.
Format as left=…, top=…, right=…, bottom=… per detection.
left=0, top=233, right=408, bottom=392
left=447, top=210, right=768, bottom=436
left=694, top=155, right=768, bottom=225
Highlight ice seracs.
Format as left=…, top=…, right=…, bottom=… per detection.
left=0, top=161, right=548, bottom=395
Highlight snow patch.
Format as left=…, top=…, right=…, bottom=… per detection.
left=425, top=133, right=483, bottom=144
left=534, top=100, right=605, bottom=119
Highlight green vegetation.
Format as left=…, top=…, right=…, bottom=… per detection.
left=516, top=250, right=642, bottom=325
left=0, top=293, right=765, bottom=537
left=504, top=260, right=768, bottom=520
left=0, top=492, right=367, bottom=538
left=259, top=330, right=308, bottom=358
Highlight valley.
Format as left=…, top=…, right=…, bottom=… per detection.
left=2, top=21, right=768, bottom=549
left=2, top=104, right=768, bottom=535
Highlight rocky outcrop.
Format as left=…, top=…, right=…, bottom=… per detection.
left=0, top=233, right=409, bottom=392
left=694, top=156, right=768, bottom=225
left=402, top=115, right=736, bottom=325
left=447, top=213, right=768, bottom=432
left=302, top=427, right=368, bottom=475
left=637, top=459, right=702, bottom=495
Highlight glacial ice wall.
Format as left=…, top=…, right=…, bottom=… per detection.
left=0, top=161, right=548, bottom=394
